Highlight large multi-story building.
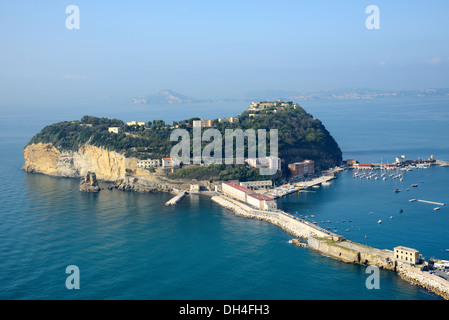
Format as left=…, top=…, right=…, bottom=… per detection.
left=246, top=193, right=277, bottom=211
left=222, top=182, right=277, bottom=211
left=288, top=160, right=315, bottom=178
left=222, top=182, right=254, bottom=202
left=394, top=246, right=420, bottom=265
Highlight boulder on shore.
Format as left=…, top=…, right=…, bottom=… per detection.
left=80, top=171, right=101, bottom=192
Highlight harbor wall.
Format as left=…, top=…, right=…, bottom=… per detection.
left=308, top=237, right=360, bottom=264
left=307, top=237, right=396, bottom=270
left=211, top=195, right=329, bottom=239
left=398, top=265, right=449, bottom=300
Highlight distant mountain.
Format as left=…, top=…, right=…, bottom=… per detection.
left=244, top=88, right=449, bottom=101
left=131, top=89, right=206, bottom=105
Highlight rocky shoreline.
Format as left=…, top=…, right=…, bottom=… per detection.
left=398, top=267, right=449, bottom=300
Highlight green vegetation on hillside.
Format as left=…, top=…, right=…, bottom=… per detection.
left=27, top=103, right=343, bottom=177
left=168, top=164, right=280, bottom=183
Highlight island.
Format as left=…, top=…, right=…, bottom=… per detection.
left=22, top=100, right=449, bottom=300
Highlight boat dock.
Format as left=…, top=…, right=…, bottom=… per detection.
left=417, top=200, right=446, bottom=206
left=266, top=175, right=335, bottom=199
left=165, top=191, right=187, bottom=206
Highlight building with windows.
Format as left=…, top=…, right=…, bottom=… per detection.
left=193, top=119, right=214, bottom=127
left=218, top=117, right=239, bottom=124
left=246, top=193, right=277, bottom=211
left=245, top=157, right=281, bottom=172
left=353, top=163, right=372, bottom=170
left=288, top=160, right=315, bottom=178
left=127, top=121, right=146, bottom=126
left=239, top=180, right=272, bottom=190
left=221, top=182, right=277, bottom=211
left=137, top=159, right=161, bottom=168
left=162, top=158, right=180, bottom=168
left=222, top=182, right=254, bottom=202
left=394, top=246, right=420, bottom=265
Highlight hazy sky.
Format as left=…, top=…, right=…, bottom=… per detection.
left=1, top=1, right=448, bottom=106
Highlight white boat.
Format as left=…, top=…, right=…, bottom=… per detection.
left=434, top=207, right=441, bottom=211
left=378, top=220, right=382, bottom=224
left=409, top=199, right=417, bottom=202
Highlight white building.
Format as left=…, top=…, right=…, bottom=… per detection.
left=396, top=155, right=406, bottom=163
left=108, top=127, right=120, bottom=134
left=245, top=156, right=281, bottom=171
left=222, top=182, right=253, bottom=202
left=137, top=159, right=161, bottom=168
left=246, top=193, right=277, bottom=211
left=162, top=157, right=180, bottom=168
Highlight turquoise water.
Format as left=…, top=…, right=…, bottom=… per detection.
left=0, top=97, right=448, bottom=299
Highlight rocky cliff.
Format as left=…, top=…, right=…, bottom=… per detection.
left=23, top=143, right=136, bottom=182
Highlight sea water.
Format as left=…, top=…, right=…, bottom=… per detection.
left=0, top=97, right=447, bottom=299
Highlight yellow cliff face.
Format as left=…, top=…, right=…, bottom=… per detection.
left=23, top=143, right=61, bottom=176
left=23, top=143, right=137, bottom=182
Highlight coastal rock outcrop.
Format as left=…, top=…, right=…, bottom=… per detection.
left=23, top=143, right=136, bottom=181
left=79, top=171, right=101, bottom=192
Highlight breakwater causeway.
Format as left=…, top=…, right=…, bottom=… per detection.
left=211, top=194, right=449, bottom=300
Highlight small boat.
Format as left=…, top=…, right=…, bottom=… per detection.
left=409, top=199, right=417, bottom=202
left=369, top=212, right=374, bottom=215
left=406, top=188, right=410, bottom=191
left=394, top=189, right=400, bottom=193
left=345, top=229, right=350, bottom=232
left=434, top=207, right=441, bottom=211
left=411, top=184, right=418, bottom=187
left=399, top=209, right=403, bottom=213
left=378, top=220, right=382, bottom=224
left=390, top=216, right=393, bottom=219
left=446, top=249, right=449, bottom=252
